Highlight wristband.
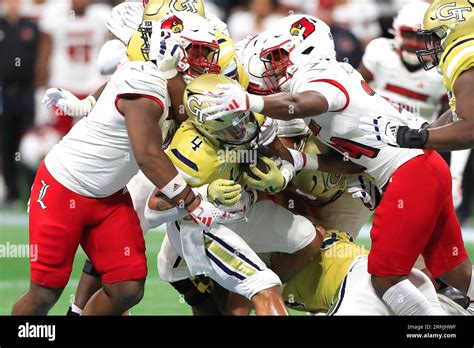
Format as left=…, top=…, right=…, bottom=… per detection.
left=248, top=93, right=264, bottom=113
left=288, top=148, right=305, bottom=171
left=396, top=126, right=429, bottom=149
left=304, top=153, right=319, bottom=171
left=159, top=174, right=187, bottom=199
left=280, top=160, right=296, bottom=189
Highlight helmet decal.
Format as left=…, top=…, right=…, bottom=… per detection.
left=161, top=15, right=184, bottom=33
left=186, top=93, right=205, bottom=123
left=290, top=18, right=316, bottom=39
left=434, top=2, right=472, bottom=22
left=171, top=0, right=199, bottom=13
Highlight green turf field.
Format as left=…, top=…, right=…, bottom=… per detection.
left=1, top=224, right=473, bottom=315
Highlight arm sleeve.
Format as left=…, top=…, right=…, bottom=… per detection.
left=295, top=79, right=348, bottom=112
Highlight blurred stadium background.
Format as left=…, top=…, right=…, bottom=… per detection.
left=0, top=0, right=473, bottom=315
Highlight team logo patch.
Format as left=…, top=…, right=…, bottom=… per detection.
left=434, top=2, right=472, bottom=22
left=187, top=93, right=205, bottom=123
left=171, top=0, right=198, bottom=13
left=290, top=18, right=316, bottom=39
left=161, top=15, right=184, bottom=33
left=36, top=180, right=50, bottom=210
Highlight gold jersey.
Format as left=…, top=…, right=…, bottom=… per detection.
left=167, top=114, right=266, bottom=187
left=439, top=33, right=474, bottom=112
left=283, top=230, right=368, bottom=314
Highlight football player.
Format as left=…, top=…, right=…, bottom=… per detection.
left=199, top=15, right=474, bottom=315
left=361, top=0, right=474, bottom=151
left=11, top=30, right=238, bottom=315
left=358, top=1, right=471, bottom=209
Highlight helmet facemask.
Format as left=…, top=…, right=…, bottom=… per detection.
left=201, top=111, right=260, bottom=147
left=260, top=40, right=295, bottom=93
left=180, top=38, right=221, bottom=78
left=397, top=26, right=426, bottom=67
left=416, top=27, right=447, bottom=71
left=137, top=21, right=153, bottom=61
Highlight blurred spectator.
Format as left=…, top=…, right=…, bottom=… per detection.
left=332, top=0, right=382, bottom=47
left=35, top=0, right=110, bottom=131
left=0, top=0, right=39, bottom=205
left=228, top=0, right=284, bottom=42
left=316, top=0, right=364, bottom=67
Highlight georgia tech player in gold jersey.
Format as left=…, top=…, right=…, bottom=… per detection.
left=361, top=0, right=474, bottom=151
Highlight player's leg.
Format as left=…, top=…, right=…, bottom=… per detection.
left=174, top=221, right=288, bottom=315
left=12, top=162, right=83, bottom=314
left=81, top=191, right=147, bottom=315
left=421, top=191, right=473, bottom=299
left=67, top=260, right=102, bottom=316
left=368, top=152, right=448, bottom=315
left=233, top=200, right=320, bottom=283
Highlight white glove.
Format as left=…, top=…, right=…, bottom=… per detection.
left=359, top=116, right=406, bottom=147
left=348, top=175, right=381, bottom=211
left=202, top=83, right=264, bottom=121
left=150, top=30, right=183, bottom=79
left=206, top=14, right=229, bottom=36
left=187, top=198, right=246, bottom=231
left=452, top=176, right=463, bottom=210
left=42, top=88, right=96, bottom=117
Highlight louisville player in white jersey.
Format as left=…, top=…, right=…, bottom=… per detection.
left=11, top=27, right=240, bottom=314
left=236, top=29, right=374, bottom=239
left=358, top=1, right=471, bottom=210
left=199, top=15, right=474, bottom=315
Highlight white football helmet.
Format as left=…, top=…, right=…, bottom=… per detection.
left=392, top=1, right=430, bottom=66
left=149, top=12, right=221, bottom=81
left=258, top=15, right=335, bottom=92
left=239, top=34, right=274, bottom=95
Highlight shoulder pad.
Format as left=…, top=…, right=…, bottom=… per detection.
left=113, top=61, right=168, bottom=104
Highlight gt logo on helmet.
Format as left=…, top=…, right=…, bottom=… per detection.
left=186, top=94, right=205, bottom=123
left=161, top=15, right=184, bottom=33
left=290, top=18, right=316, bottom=39
left=435, top=2, right=472, bottom=22
left=171, top=0, right=199, bottom=13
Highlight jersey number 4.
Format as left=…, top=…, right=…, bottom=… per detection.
left=191, top=136, right=203, bottom=151
left=330, top=137, right=380, bottom=159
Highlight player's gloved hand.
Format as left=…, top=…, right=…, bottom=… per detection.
left=348, top=175, right=381, bottom=211
left=207, top=179, right=242, bottom=206
left=452, top=176, right=463, bottom=210
left=187, top=197, right=246, bottom=230
left=151, top=30, right=183, bottom=79
left=202, top=83, right=263, bottom=121
left=42, top=88, right=96, bottom=117
left=359, top=116, right=429, bottom=149
left=206, top=14, right=229, bottom=36
left=243, top=157, right=288, bottom=193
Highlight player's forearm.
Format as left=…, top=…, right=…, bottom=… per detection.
left=259, top=91, right=328, bottom=121
left=318, top=154, right=365, bottom=174
left=167, top=75, right=188, bottom=123
left=425, top=120, right=474, bottom=150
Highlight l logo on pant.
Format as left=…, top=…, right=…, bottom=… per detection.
left=36, top=180, right=50, bottom=210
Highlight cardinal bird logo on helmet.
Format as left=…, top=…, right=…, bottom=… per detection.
left=161, top=15, right=184, bottom=33
left=290, top=18, right=316, bottom=39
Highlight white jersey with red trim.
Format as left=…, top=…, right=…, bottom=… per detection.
left=362, top=38, right=446, bottom=123
left=45, top=61, right=169, bottom=198
left=39, top=2, right=111, bottom=94
left=286, top=59, right=423, bottom=188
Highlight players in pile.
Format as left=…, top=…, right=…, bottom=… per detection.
left=12, top=20, right=241, bottom=315
left=199, top=14, right=474, bottom=315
